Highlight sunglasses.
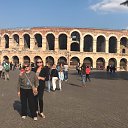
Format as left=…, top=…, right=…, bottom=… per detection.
left=37, top=61, right=42, bottom=64
left=23, top=66, right=29, bottom=68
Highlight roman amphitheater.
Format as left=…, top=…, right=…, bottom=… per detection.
left=0, top=27, right=128, bottom=71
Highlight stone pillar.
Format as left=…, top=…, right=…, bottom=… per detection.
left=117, top=59, right=120, bottom=71
left=117, top=40, right=120, bottom=54
left=19, top=38, right=24, bottom=50
left=42, top=36, right=47, bottom=51
left=30, top=38, right=35, bottom=50
left=67, top=37, right=71, bottom=52
left=80, top=38, right=83, bottom=52
left=93, top=38, right=97, bottom=53
left=0, top=37, right=5, bottom=50
left=106, top=39, right=109, bottom=53
left=55, top=37, right=59, bottom=52
left=93, top=59, right=96, bottom=69
left=9, top=38, right=13, bottom=49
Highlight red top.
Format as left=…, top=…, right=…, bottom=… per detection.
left=86, top=68, right=90, bottom=74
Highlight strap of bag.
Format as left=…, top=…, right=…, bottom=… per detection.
left=24, top=73, right=33, bottom=87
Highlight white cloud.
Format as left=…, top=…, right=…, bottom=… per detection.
left=90, top=0, right=128, bottom=13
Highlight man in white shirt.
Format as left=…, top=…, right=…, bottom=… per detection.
left=63, top=63, right=69, bottom=81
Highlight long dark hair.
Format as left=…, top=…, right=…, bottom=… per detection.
left=35, top=57, right=44, bottom=68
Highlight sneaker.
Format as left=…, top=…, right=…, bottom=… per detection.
left=39, top=113, right=45, bottom=118
left=21, top=116, right=26, bottom=119
left=33, top=117, right=38, bottom=121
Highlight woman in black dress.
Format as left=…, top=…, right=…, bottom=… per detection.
left=32, top=57, right=46, bottom=118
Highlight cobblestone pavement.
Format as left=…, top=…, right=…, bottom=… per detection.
left=0, top=70, right=128, bottom=128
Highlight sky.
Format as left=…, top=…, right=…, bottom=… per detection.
left=0, top=0, right=128, bottom=30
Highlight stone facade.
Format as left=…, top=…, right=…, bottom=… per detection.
left=0, top=27, right=128, bottom=71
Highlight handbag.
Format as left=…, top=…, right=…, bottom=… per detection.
left=24, top=73, right=38, bottom=96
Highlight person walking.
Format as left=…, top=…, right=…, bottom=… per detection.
left=44, top=62, right=51, bottom=92
left=85, top=66, right=91, bottom=82
left=63, top=62, right=69, bottom=81
left=32, top=58, right=46, bottom=118
left=81, top=63, right=86, bottom=86
left=3, top=61, right=10, bottom=80
left=0, top=63, right=3, bottom=78
left=58, top=67, right=64, bottom=91
left=17, top=64, right=38, bottom=121
left=51, top=64, right=59, bottom=91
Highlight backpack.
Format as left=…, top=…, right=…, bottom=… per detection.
left=86, top=68, right=90, bottom=74
left=4, top=63, right=10, bottom=71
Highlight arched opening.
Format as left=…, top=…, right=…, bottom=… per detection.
left=13, top=34, right=19, bottom=46
left=96, top=36, right=105, bottom=52
left=108, top=58, right=117, bottom=67
left=34, top=34, right=42, bottom=48
left=4, top=35, right=9, bottom=48
left=24, top=34, right=30, bottom=49
left=84, top=35, right=93, bottom=52
left=34, top=56, right=42, bottom=63
left=120, top=58, right=127, bottom=70
left=120, top=37, right=128, bottom=54
left=122, top=49, right=126, bottom=53
left=59, top=34, right=67, bottom=50
left=58, top=57, right=67, bottom=64
left=23, top=56, right=30, bottom=64
left=71, top=43, right=80, bottom=51
left=46, top=34, right=55, bottom=50
left=12, top=56, right=19, bottom=64
left=46, top=56, right=54, bottom=66
left=83, top=57, right=93, bottom=67
left=3, top=56, right=9, bottom=63
left=109, top=36, right=117, bottom=53
left=70, top=31, right=80, bottom=51
left=96, top=58, right=105, bottom=70
left=70, top=57, right=80, bottom=66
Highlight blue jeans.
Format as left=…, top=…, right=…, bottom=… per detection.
left=64, top=71, right=68, bottom=80
left=82, top=74, right=86, bottom=84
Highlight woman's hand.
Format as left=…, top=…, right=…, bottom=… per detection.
left=38, top=77, right=45, bottom=80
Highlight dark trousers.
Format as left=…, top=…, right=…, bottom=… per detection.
left=35, top=85, right=45, bottom=113
left=20, top=88, right=37, bottom=118
left=86, top=74, right=91, bottom=82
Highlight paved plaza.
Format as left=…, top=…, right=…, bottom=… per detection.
left=0, top=70, right=128, bottom=128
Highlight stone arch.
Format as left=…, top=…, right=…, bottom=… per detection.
left=120, top=58, right=127, bottom=70
left=120, top=37, right=128, bottom=54
left=109, top=36, right=117, bottom=53
left=84, top=35, right=93, bottom=52
left=71, top=43, right=80, bottom=51
left=34, top=33, right=42, bottom=48
left=96, top=36, right=106, bottom=52
left=96, top=57, right=105, bottom=70
left=46, top=34, right=55, bottom=50
left=12, top=56, right=19, bottom=64
left=59, top=34, right=67, bottom=50
left=108, top=58, right=117, bottom=67
left=23, top=34, right=30, bottom=49
left=58, top=56, right=67, bottom=64
left=23, top=56, right=30, bottom=64
left=13, top=34, right=19, bottom=46
left=70, top=57, right=80, bottom=66
left=83, top=57, right=93, bottom=67
left=46, top=56, right=54, bottom=66
left=70, top=31, right=80, bottom=51
left=4, top=34, right=9, bottom=48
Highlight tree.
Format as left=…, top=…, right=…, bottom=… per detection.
left=120, top=0, right=128, bottom=6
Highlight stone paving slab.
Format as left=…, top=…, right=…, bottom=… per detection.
left=0, top=70, right=128, bottom=128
